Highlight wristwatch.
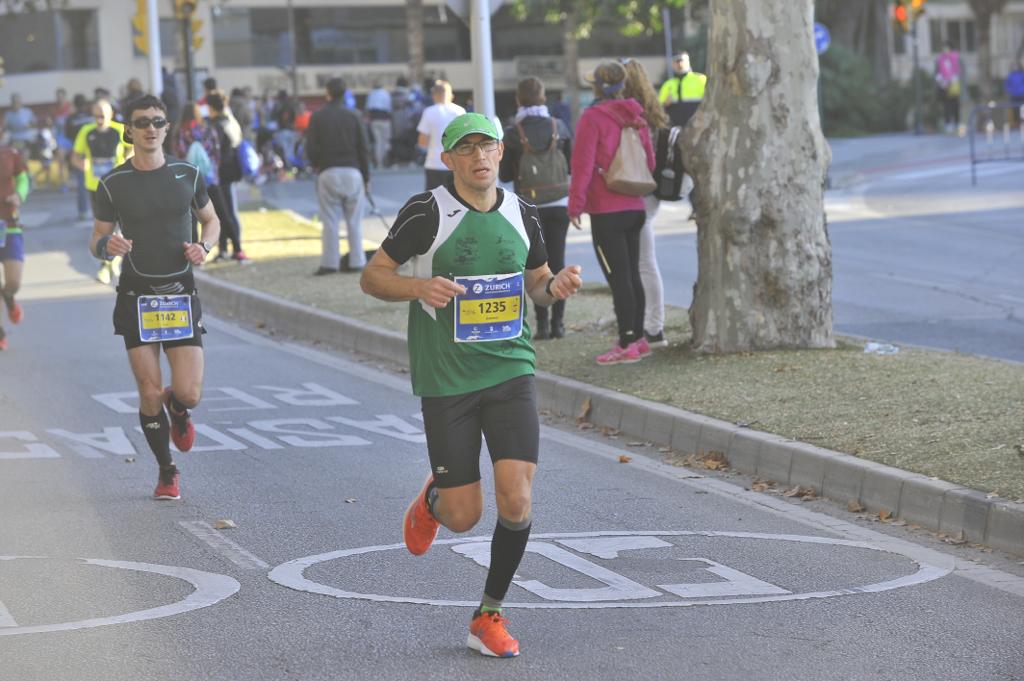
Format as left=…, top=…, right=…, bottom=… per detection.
left=545, top=276, right=556, bottom=298
left=200, top=241, right=211, bottom=254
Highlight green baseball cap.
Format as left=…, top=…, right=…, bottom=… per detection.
left=441, top=113, right=501, bottom=152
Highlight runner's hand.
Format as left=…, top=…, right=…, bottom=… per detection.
left=570, top=216, right=582, bottom=230
left=106, top=234, right=133, bottom=257
left=418, top=276, right=466, bottom=308
left=550, top=265, right=582, bottom=300
left=183, top=241, right=206, bottom=266
left=5, top=193, right=20, bottom=209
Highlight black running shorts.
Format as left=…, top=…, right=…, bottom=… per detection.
left=113, top=291, right=206, bottom=350
left=420, top=374, right=540, bottom=488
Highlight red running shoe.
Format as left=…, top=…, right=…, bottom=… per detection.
left=8, top=301, right=22, bottom=325
left=468, top=611, right=520, bottom=658
left=0, top=336, right=7, bottom=351
left=402, top=474, right=440, bottom=556
left=163, top=388, right=195, bottom=452
left=154, top=465, right=181, bottom=500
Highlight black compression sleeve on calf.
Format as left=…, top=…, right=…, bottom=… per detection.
left=483, top=517, right=532, bottom=604
left=139, top=410, right=173, bottom=468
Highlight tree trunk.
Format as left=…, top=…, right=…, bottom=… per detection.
left=407, top=0, right=425, bottom=87
left=975, top=11, right=994, bottom=100
left=680, top=0, right=834, bottom=353
left=564, top=4, right=581, bottom=124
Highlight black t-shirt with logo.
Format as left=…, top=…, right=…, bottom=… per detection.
left=94, top=156, right=210, bottom=294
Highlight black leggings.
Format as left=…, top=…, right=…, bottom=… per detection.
left=210, top=182, right=242, bottom=253
left=536, top=206, right=569, bottom=325
left=590, top=210, right=645, bottom=348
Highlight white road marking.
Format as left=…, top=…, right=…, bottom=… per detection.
left=0, top=432, right=61, bottom=460
left=267, top=531, right=948, bottom=609
left=227, top=427, right=284, bottom=450
left=0, top=598, right=17, bottom=627
left=0, top=557, right=239, bottom=637
left=179, top=521, right=270, bottom=571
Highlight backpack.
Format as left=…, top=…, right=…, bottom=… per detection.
left=185, top=139, right=216, bottom=185
left=597, top=109, right=656, bottom=197
left=235, top=138, right=261, bottom=179
left=652, top=126, right=685, bottom=201
left=515, top=118, right=569, bottom=205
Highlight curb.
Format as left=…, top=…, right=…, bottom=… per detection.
left=196, top=272, right=1024, bottom=557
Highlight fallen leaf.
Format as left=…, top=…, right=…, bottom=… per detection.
left=878, top=509, right=893, bottom=521
left=751, top=479, right=775, bottom=492
left=124, top=457, right=136, bottom=464
left=599, top=426, right=621, bottom=437
left=577, top=422, right=595, bottom=431
left=626, top=441, right=646, bottom=447
left=213, top=519, right=237, bottom=530
left=783, top=486, right=803, bottom=498
left=658, top=446, right=671, bottom=453
left=344, top=498, right=357, bottom=503
left=618, top=455, right=632, bottom=463
left=847, top=499, right=866, bottom=513
left=986, top=492, right=999, bottom=499
left=576, top=397, right=592, bottom=424
left=943, top=530, right=968, bottom=546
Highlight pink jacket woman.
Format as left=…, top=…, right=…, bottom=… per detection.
left=568, top=97, right=655, bottom=220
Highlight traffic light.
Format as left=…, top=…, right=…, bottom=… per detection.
left=892, top=1, right=909, bottom=33
left=174, top=0, right=202, bottom=50
left=132, top=0, right=149, bottom=55
left=174, top=0, right=197, bottom=18
left=910, top=0, right=927, bottom=19
left=191, top=17, right=203, bottom=51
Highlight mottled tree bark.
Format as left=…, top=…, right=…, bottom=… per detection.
left=681, top=0, right=834, bottom=353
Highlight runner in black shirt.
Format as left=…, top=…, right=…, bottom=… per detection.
left=89, top=95, right=220, bottom=501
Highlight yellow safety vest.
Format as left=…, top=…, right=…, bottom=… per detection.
left=659, top=72, right=707, bottom=104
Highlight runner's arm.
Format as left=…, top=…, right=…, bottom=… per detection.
left=195, top=199, right=221, bottom=253
left=525, top=264, right=582, bottom=305
left=89, top=219, right=130, bottom=259
left=360, top=249, right=466, bottom=308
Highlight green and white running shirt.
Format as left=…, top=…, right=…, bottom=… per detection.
left=382, top=181, right=548, bottom=397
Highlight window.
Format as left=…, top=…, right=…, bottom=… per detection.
left=213, top=8, right=291, bottom=68
left=931, top=20, right=977, bottom=54
left=0, top=9, right=99, bottom=74
left=492, top=7, right=563, bottom=60
left=893, top=28, right=907, bottom=56
left=294, top=7, right=407, bottom=64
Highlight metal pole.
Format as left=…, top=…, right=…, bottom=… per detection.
left=662, top=7, right=673, bottom=81
left=146, top=0, right=163, bottom=96
left=182, top=6, right=195, bottom=102
left=470, top=0, right=495, bottom=119
left=912, top=16, right=922, bottom=135
left=287, top=0, right=299, bottom=96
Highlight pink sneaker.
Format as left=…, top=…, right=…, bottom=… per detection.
left=632, top=338, right=651, bottom=357
left=596, top=343, right=642, bottom=365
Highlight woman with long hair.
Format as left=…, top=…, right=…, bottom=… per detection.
left=621, top=58, right=669, bottom=349
left=568, top=61, right=656, bottom=365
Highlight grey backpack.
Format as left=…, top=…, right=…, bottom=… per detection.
left=515, top=119, right=569, bottom=205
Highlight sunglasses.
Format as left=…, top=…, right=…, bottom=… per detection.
left=451, top=139, right=499, bottom=156
left=130, top=116, right=169, bottom=130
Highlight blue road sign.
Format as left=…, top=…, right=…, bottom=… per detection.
left=814, top=23, right=831, bottom=55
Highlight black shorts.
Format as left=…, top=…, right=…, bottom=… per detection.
left=113, top=291, right=206, bottom=350
left=421, top=374, right=539, bottom=488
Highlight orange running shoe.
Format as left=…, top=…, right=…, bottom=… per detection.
left=8, top=301, right=22, bottom=325
left=402, top=474, right=439, bottom=556
left=467, top=611, right=520, bottom=658
left=163, top=388, right=195, bottom=452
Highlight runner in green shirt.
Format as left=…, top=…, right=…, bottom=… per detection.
left=361, top=112, right=582, bottom=658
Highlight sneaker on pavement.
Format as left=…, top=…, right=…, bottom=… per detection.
left=644, top=330, right=668, bottom=348
left=402, top=474, right=440, bottom=556
left=595, top=343, right=642, bottom=366
left=632, top=338, right=651, bottom=357
left=163, top=388, right=196, bottom=452
left=154, top=465, right=181, bottom=500
left=7, top=300, right=22, bottom=325
left=468, top=611, right=520, bottom=658
left=232, top=250, right=250, bottom=263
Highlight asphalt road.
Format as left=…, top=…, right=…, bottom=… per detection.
left=2, top=202, right=1024, bottom=680
left=260, top=149, right=1024, bottom=362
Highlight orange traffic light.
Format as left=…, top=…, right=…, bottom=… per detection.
left=910, top=0, right=927, bottom=18
left=893, top=2, right=909, bottom=33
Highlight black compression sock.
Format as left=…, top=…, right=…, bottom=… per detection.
left=140, top=410, right=173, bottom=468
left=483, top=516, right=532, bottom=606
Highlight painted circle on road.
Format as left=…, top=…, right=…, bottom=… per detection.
left=268, top=530, right=952, bottom=609
left=0, top=556, right=240, bottom=636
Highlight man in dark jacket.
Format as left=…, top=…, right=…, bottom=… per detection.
left=305, top=77, right=370, bottom=275
left=499, top=77, right=573, bottom=340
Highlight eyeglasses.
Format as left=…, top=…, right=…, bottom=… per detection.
left=130, top=116, right=168, bottom=130
left=450, top=139, right=499, bottom=156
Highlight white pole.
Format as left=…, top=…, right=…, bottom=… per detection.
left=146, top=0, right=163, bottom=96
left=470, top=0, right=495, bottom=119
